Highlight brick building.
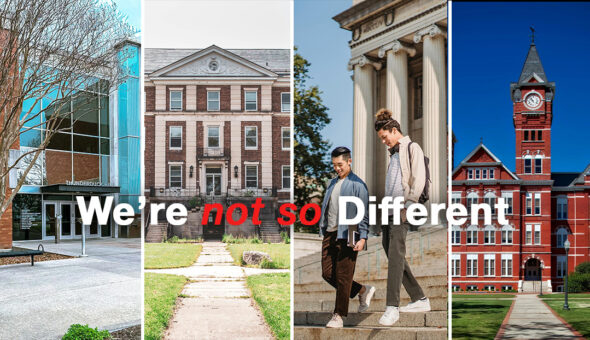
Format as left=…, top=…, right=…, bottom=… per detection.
left=451, top=42, right=590, bottom=292
left=144, top=45, right=291, bottom=241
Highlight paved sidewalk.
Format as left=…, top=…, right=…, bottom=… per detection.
left=0, top=238, right=141, bottom=340
left=148, top=242, right=275, bottom=340
left=500, top=294, right=580, bottom=339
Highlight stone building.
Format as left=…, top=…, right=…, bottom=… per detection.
left=451, top=41, right=590, bottom=292
left=143, top=45, right=291, bottom=241
left=333, top=0, right=448, bottom=234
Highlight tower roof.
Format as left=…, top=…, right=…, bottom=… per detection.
left=518, top=43, right=548, bottom=84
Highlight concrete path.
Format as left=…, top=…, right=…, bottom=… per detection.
left=500, top=294, right=580, bottom=339
left=150, top=242, right=276, bottom=340
left=0, top=238, right=141, bottom=340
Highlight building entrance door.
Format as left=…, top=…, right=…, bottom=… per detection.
left=42, top=201, right=75, bottom=240
left=525, top=258, right=541, bottom=280
left=206, top=166, right=222, bottom=196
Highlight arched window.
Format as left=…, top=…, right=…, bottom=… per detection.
left=466, top=225, right=478, bottom=245
left=467, top=192, right=478, bottom=213
left=501, top=225, right=514, bottom=244
left=524, top=155, right=532, bottom=174
left=534, top=155, right=543, bottom=174
left=484, top=225, right=496, bottom=244
left=484, top=192, right=496, bottom=213
left=556, top=228, right=569, bottom=248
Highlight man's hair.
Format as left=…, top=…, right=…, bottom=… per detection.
left=374, top=108, right=402, bottom=134
left=331, top=146, right=351, bottom=160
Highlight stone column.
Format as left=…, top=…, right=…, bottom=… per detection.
left=349, top=56, right=380, bottom=193
left=415, top=25, right=447, bottom=205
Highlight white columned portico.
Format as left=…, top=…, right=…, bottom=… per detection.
left=415, top=25, right=447, bottom=205
left=349, top=56, right=380, bottom=193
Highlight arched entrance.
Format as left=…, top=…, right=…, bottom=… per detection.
left=525, top=258, right=541, bottom=280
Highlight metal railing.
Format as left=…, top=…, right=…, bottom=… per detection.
left=198, top=147, right=230, bottom=158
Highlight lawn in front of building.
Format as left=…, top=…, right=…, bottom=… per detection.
left=227, top=243, right=290, bottom=269
left=541, top=293, right=590, bottom=338
left=144, top=243, right=202, bottom=269
left=247, top=273, right=290, bottom=340
left=452, top=293, right=515, bottom=340
left=144, top=273, right=188, bottom=340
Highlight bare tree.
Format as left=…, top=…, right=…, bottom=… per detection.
left=0, top=0, right=136, bottom=223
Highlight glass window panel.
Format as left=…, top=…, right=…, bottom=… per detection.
left=73, top=135, right=99, bottom=154
left=11, top=194, right=42, bottom=241
left=44, top=97, right=71, bottom=131
left=245, top=91, right=257, bottom=111
left=73, top=92, right=99, bottom=136
left=73, top=153, right=100, bottom=182
left=100, top=155, right=109, bottom=185
left=208, top=126, right=220, bottom=147
left=246, top=165, right=257, bottom=188
left=21, top=98, right=42, bottom=128
left=281, top=93, right=290, bottom=112
left=100, top=95, right=109, bottom=137
left=282, top=166, right=290, bottom=189
left=282, top=128, right=290, bottom=149
left=100, top=138, right=110, bottom=155
left=170, top=91, right=182, bottom=110
left=245, top=127, right=257, bottom=148
left=20, top=129, right=42, bottom=148
left=45, top=150, right=72, bottom=184
left=47, top=132, right=71, bottom=151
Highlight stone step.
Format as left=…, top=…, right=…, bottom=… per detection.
left=296, top=274, right=447, bottom=290
left=295, top=296, right=447, bottom=313
left=295, top=311, right=447, bottom=328
left=295, top=284, right=447, bottom=301
left=294, top=325, right=447, bottom=340
left=182, top=281, right=249, bottom=298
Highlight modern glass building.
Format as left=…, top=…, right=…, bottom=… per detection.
left=8, top=40, right=141, bottom=242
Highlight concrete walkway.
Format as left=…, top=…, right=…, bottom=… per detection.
left=0, top=238, right=141, bottom=340
left=147, top=242, right=281, bottom=340
left=500, top=294, right=580, bottom=339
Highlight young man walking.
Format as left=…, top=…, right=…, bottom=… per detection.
left=319, top=146, right=376, bottom=328
left=374, top=109, right=431, bottom=326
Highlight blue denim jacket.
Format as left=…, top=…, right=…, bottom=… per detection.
left=319, top=171, right=369, bottom=240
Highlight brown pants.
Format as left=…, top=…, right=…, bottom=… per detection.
left=321, top=231, right=363, bottom=316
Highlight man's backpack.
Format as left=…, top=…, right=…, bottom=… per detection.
left=408, top=141, right=430, bottom=204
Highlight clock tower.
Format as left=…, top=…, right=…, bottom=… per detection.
left=510, top=41, right=554, bottom=180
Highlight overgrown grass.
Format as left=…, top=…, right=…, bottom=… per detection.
left=227, top=243, right=290, bottom=269
left=541, top=293, right=590, bottom=338
left=222, top=234, right=263, bottom=244
left=247, top=273, right=290, bottom=340
left=144, top=273, right=188, bottom=340
left=452, top=296, right=514, bottom=340
left=145, top=243, right=202, bottom=269
left=166, top=236, right=203, bottom=243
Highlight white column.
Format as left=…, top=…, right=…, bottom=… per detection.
left=415, top=25, right=447, bottom=205
left=155, top=85, right=166, bottom=111
left=230, top=120, right=242, bottom=190
left=349, top=56, right=379, bottom=192
left=261, top=116, right=273, bottom=188
left=186, top=86, right=196, bottom=111
left=186, top=118, right=196, bottom=190
left=154, top=115, right=166, bottom=187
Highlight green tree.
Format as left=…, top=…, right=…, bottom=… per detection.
left=294, top=48, right=332, bottom=233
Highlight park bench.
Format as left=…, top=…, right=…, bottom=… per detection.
left=0, top=244, right=45, bottom=266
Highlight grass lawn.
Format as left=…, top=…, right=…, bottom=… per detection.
left=144, top=273, right=188, bottom=340
left=145, top=243, right=202, bottom=269
left=227, top=243, right=290, bottom=269
left=541, top=294, right=590, bottom=338
left=452, top=295, right=515, bottom=340
left=247, top=273, right=290, bottom=340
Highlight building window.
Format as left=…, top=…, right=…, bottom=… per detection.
left=501, top=225, right=513, bottom=244
left=524, top=157, right=532, bottom=174
left=467, top=193, right=478, bottom=213
left=245, top=91, right=257, bottom=111
left=452, top=192, right=461, bottom=205
left=484, top=192, right=496, bottom=214
left=169, top=165, right=182, bottom=188
left=245, top=165, right=258, bottom=188
left=557, top=256, right=566, bottom=278
left=534, top=193, right=541, bottom=215
left=281, top=127, right=290, bottom=150
left=467, top=255, right=478, bottom=276
left=466, top=225, right=478, bottom=245
left=452, top=226, right=461, bottom=245
left=482, top=169, right=487, bottom=179
left=502, top=192, right=513, bottom=215
left=169, top=126, right=182, bottom=150
left=282, top=165, right=291, bottom=189
left=535, top=157, right=542, bottom=174
left=501, top=255, right=512, bottom=277
left=489, top=168, right=495, bottom=179
left=484, top=226, right=495, bottom=244
left=526, top=193, right=532, bottom=215
left=475, top=168, right=480, bottom=179
left=281, top=92, right=290, bottom=112
left=207, top=126, right=220, bottom=148
left=556, top=228, right=568, bottom=248
left=526, top=224, right=532, bottom=244
left=207, top=91, right=220, bottom=111
left=524, top=130, right=529, bottom=141
left=467, top=169, right=473, bottom=179
left=484, top=254, right=495, bottom=276
left=534, top=224, right=541, bottom=244
left=170, top=90, right=182, bottom=111
left=557, top=197, right=568, bottom=220
left=452, top=255, right=460, bottom=277
left=244, top=126, right=258, bottom=149
left=538, top=130, right=542, bottom=140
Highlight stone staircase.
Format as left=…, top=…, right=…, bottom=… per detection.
left=294, top=225, right=448, bottom=339
left=520, top=280, right=551, bottom=293
left=259, top=220, right=283, bottom=243
left=145, top=222, right=167, bottom=243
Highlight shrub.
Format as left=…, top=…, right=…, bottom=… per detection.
left=166, top=236, right=179, bottom=243
left=188, top=196, right=202, bottom=209
left=62, top=324, right=111, bottom=340
left=280, top=231, right=290, bottom=244
left=567, top=272, right=590, bottom=293
left=575, top=261, right=590, bottom=274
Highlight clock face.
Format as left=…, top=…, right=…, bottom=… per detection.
left=524, top=92, right=542, bottom=110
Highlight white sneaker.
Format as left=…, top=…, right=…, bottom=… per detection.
left=400, top=298, right=431, bottom=313
left=326, top=313, right=343, bottom=328
left=358, top=285, right=376, bottom=313
left=378, top=306, right=399, bottom=326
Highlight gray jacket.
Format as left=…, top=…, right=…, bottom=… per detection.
left=319, top=171, right=369, bottom=240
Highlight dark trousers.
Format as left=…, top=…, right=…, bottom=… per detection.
left=382, top=222, right=425, bottom=307
left=321, top=231, right=363, bottom=316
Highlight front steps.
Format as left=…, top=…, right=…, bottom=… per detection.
left=145, top=222, right=167, bottom=243
left=259, top=220, right=283, bottom=243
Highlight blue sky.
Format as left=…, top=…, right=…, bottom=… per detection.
left=453, top=2, right=590, bottom=173
left=295, top=0, right=353, bottom=152
left=114, top=0, right=141, bottom=32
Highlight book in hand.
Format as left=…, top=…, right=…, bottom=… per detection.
left=347, top=225, right=367, bottom=250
